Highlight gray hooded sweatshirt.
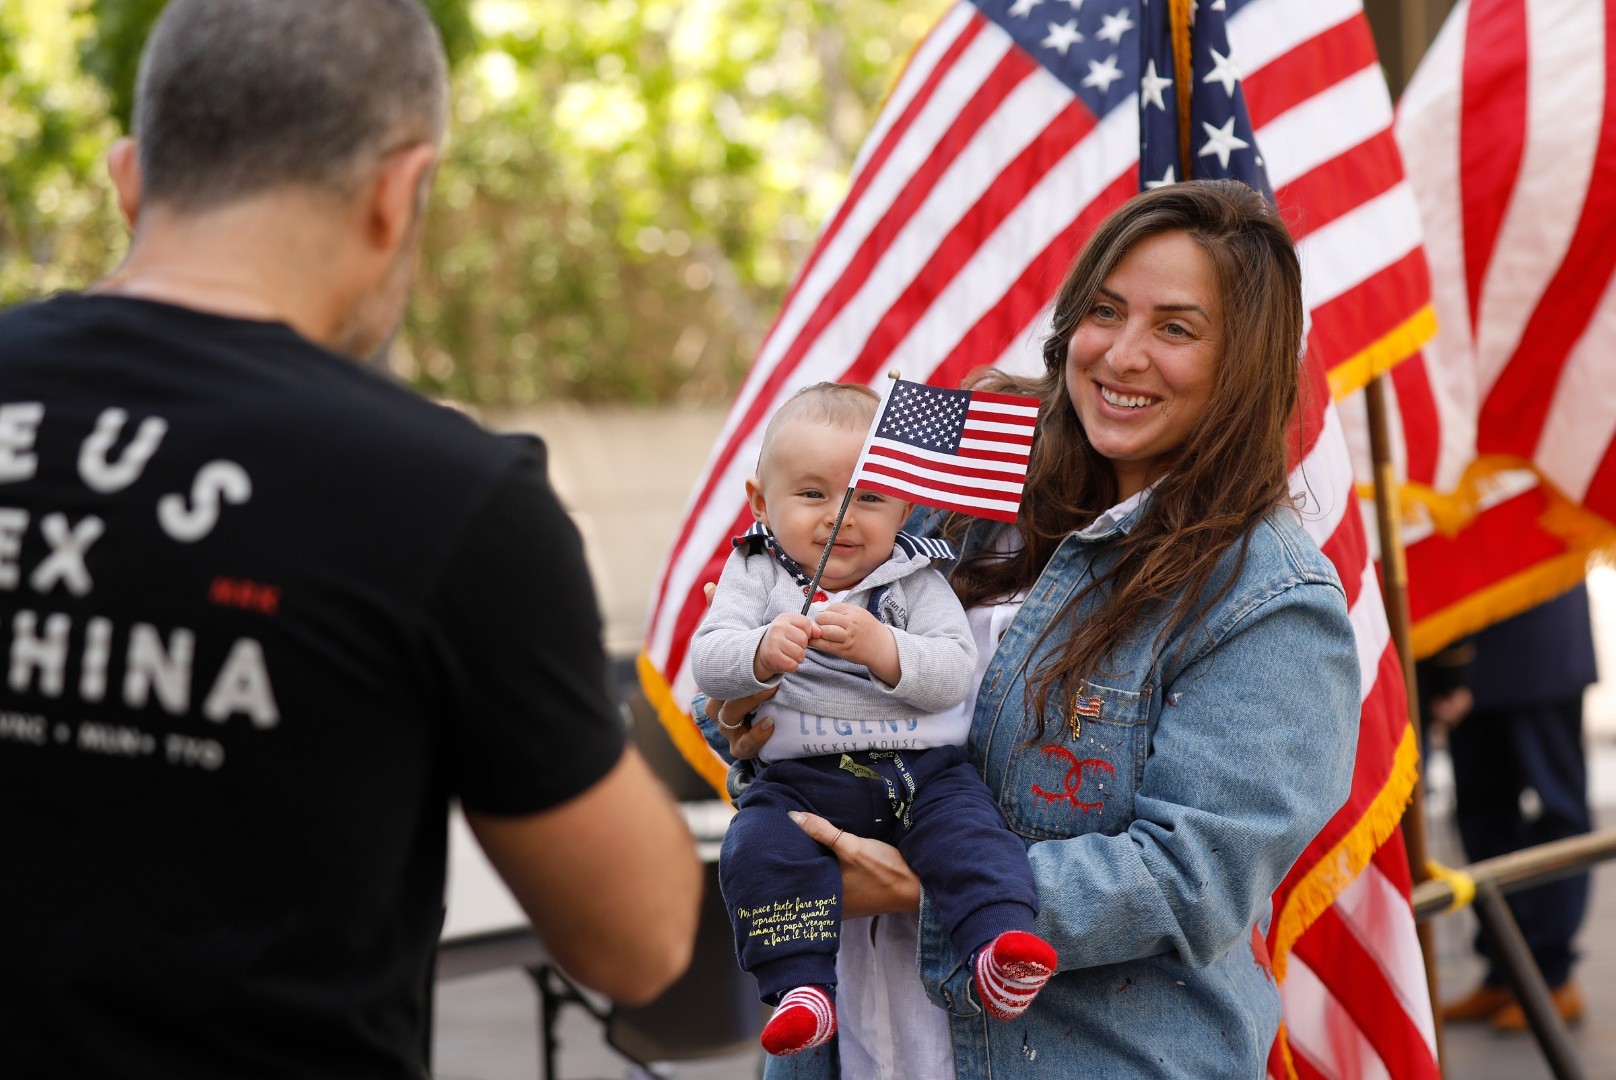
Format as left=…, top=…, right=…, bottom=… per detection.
left=690, top=527, right=977, bottom=726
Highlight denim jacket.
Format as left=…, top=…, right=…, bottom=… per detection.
left=742, top=499, right=1359, bottom=1080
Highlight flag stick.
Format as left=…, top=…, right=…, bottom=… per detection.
left=799, top=371, right=902, bottom=616
left=799, top=488, right=856, bottom=617
left=1365, top=372, right=1447, bottom=1073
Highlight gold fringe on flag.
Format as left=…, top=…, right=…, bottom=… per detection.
left=1268, top=723, right=1423, bottom=982
left=1349, top=455, right=1616, bottom=658
left=1406, top=496, right=1616, bottom=658
left=638, top=651, right=733, bottom=802
left=1325, top=304, right=1439, bottom=403
left=1271, top=1022, right=1300, bottom=1080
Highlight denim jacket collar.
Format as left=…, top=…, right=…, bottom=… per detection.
left=1072, top=484, right=1152, bottom=542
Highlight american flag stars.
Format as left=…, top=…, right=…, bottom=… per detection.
left=1139, top=58, right=1172, bottom=110
left=1041, top=19, right=1084, bottom=55
left=1136, top=0, right=1269, bottom=199
left=875, top=383, right=969, bottom=452
left=1202, top=46, right=1240, bottom=96
left=983, top=0, right=1139, bottom=115
left=1095, top=9, right=1134, bottom=45
left=1082, top=53, right=1125, bottom=93
left=1198, top=116, right=1249, bottom=169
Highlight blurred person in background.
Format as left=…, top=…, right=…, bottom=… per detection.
left=1423, top=584, right=1596, bottom=1030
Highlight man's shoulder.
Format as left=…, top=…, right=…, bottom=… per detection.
left=1, top=293, right=528, bottom=487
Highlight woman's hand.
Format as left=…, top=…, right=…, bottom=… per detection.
left=704, top=687, right=776, bottom=760
left=788, top=810, right=921, bottom=919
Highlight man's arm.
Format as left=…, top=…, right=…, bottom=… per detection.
left=435, top=448, right=701, bottom=1006
left=467, top=745, right=701, bottom=1005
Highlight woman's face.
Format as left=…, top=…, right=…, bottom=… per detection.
left=1065, top=230, right=1222, bottom=500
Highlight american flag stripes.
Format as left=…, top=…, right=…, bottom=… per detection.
left=639, top=3, right=1440, bottom=1076
left=850, top=379, right=1039, bottom=523
left=1387, top=0, right=1616, bottom=657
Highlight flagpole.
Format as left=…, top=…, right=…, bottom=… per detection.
left=1365, top=372, right=1448, bottom=1073
left=1168, top=0, right=1195, bottom=175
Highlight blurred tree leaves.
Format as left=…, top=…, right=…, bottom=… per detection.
left=3, top=0, right=949, bottom=405
left=0, top=2, right=125, bottom=302
left=79, top=0, right=481, bottom=129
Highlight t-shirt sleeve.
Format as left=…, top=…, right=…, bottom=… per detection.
left=428, top=447, right=625, bottom=815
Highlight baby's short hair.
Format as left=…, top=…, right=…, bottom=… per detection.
left=756, top=382, right=879, bottom=478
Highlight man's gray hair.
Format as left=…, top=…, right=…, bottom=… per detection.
left=134, top=0, right=449, bottom=211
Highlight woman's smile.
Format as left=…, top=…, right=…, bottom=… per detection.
left=1096, top=384, right=1161, bottom=410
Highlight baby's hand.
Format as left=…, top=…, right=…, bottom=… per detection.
left=813, top=604, right=899, bottom=684
left=755, top=612, right=819, bottom=681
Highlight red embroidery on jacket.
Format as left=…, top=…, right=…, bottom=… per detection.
left=1029, top=744, right=1115, bottom=812
left=1251, top=926, right=1275, bottom=983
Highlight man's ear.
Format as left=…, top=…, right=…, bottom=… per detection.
left=107, top=138, right=142, bottom=229
left=366, top=144, right=438, bottom=253
left=744, top=476, right=769, bottom=525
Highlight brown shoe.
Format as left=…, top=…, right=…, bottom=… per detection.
left=1490, top=982, right=1584, bottom=1031
left=1440, top=984, right=1514, bottom=1023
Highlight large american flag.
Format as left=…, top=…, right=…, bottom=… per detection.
left=1384, top=0, right=1616, bottom=657
left=639, top=3, right=1441, bottom=1076
left=851, top=379, right=1039, bottom=523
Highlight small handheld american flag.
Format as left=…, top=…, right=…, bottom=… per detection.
left=851, top=377, right=1040, bottom=523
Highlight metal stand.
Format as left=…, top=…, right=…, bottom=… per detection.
left=531, top=963, right=659, bottom=1080
left=1470, top=882, right=1586, bottom=1080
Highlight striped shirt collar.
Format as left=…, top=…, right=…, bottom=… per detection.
left=733, top=522, right=957, bottom=563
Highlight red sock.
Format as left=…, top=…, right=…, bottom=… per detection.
left=974, top=930, right=1057, bottom=1021
left=760, top=985, right=836, bottom=1056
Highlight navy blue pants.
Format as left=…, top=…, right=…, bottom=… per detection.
left=719, top=745, right=1037, bottom=1004
left=1448, top=698, right=1592, bottom=987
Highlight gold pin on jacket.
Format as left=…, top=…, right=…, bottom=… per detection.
left=1068, top=693, right=1103, bottom=739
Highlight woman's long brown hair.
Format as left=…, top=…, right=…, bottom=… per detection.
left=945, top=179, right=1305, bottom=734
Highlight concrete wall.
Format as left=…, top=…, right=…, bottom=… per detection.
left=483, top=405, right=729, bottom=659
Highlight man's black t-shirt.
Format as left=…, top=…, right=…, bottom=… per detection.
left=0, top=295, right=626, bottom=1077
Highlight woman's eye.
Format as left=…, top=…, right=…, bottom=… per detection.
left=1088, top=303, right=1119, bottom=320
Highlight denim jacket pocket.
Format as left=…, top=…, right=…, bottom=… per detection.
left=998, top=679, right=1149, bottom=841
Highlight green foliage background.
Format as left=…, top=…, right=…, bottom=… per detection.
left=0, top=0, right=948, bottom=405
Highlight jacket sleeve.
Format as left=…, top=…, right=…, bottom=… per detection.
left=920, top=577, right=1358, bottom=993
left=688, top=547, right=779, bottom=702
left=884, top=569, right=977, bottom=713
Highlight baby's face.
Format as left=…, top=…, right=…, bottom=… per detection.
left=749, top=417, right=909, bottom=593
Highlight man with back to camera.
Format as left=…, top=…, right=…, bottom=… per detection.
left=0, top=1, right=701, bottom=1076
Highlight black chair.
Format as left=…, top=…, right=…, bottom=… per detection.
left=531, top=660, right=764, bottom=1078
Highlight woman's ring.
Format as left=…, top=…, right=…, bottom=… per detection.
left=716, top=716, right=745, bottom=733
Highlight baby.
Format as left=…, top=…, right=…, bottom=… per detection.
left=691, top=382, right=1056, bottom=1057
